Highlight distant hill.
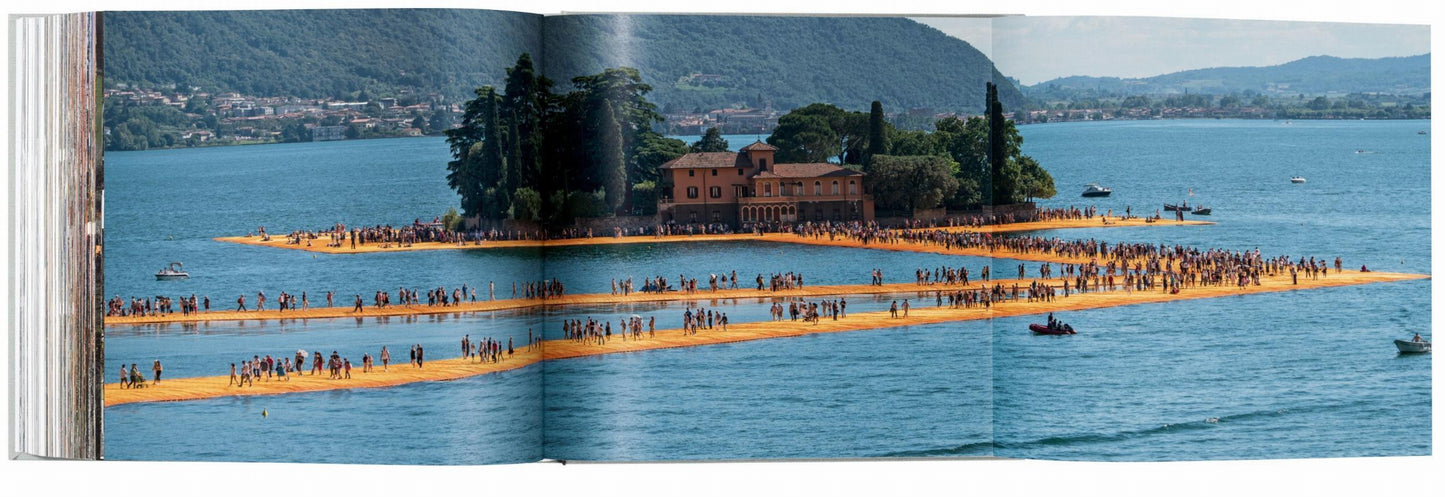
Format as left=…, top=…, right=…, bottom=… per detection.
left=543, top=15, right=1022, bottom=113
left=104, top=11, right=1020, bottom=114
left=1025, top=54, right=1430, bottom=99
left=102, top=9, right=543, bottom=101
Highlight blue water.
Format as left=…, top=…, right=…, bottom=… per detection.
left=104, top=120, right=1430, bottom=463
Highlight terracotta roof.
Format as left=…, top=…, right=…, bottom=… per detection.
left=752, top=163, right=864, bottom=179
left=739, top=141, right=779, bottom=151
left=659, top=152, right=749, bottom=169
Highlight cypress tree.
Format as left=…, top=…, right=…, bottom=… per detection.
left=600, top=100, right=628, bottom=214
left=986, top=82, right=1014, bottom=205
left=866, top=100, right=888, bottom=164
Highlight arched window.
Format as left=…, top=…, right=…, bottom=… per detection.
left=831, top=181, right=840, bottom=195
left=764, top=183, right=773, bottom=197
left=849, top=180, right=857, bottom=195
left=814, top=181, right=821, bottom=195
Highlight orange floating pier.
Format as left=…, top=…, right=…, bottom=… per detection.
left=103, top=268, right=1425, bottom=407
left=213, top=217, right=1211, bottom=255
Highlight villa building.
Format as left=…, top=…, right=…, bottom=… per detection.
left=658, top=141, right=874, bottom=227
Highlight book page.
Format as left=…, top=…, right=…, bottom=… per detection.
left=986, top=15, right=1430, bottom=461
left=98, top=9, right=550, bottom=464
left=535, top=13, right=1000, bottom=461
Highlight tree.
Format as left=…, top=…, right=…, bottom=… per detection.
left=445, top=86, right=507, bottom=219
left=501, top=53, right=553, bottom=192
left=768, top=111, right=839, bottom=163
left=410, top=116, right=427, bottom=131
left=280, top=122, right=312, bottom=143
left=986, top=82, right=1015, bottom=205
left=429, top=108, right=452, bottom=133
left=344, top=124, right=361, bottom=139
left=599, top=100, right=628, bottom=214
left=765, top=103, right=875, bottom=164
left=865, top=155, right=959, bottom=214
left=691, top=126, right=730, bottom=152
left=1016, top=155, right=1056, bottom=200
left=634, top=132, right=689, bottom=184
left=865, top=101, right=889, bottom=164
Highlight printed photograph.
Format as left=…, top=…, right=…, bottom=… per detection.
left=98, top=10, right=1429, bottom=463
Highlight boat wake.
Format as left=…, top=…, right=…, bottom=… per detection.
left=878, top=407, right=1302, bottom=458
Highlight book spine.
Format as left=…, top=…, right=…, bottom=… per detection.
left=8, top=11, right=104, bottom=460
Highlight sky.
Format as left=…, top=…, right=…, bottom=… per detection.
left=912, top=16, right=1430, bottom=86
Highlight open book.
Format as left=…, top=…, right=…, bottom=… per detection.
left=8, top=9, right=1431, bottom=464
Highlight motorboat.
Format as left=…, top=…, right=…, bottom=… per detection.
left=1395, top=338, right=1430, bottom=353
left=1191, top=206, right=1212, bottom=216
left=1164, top=202, right=1189, bottom=212
left=1029, top=323, right=1076, bottom=335
left=1081, top=183, right=1112, bottom=198
left=1290, top=177, right=1307, bottom=184
left=155, top=262, right=189, bottom=280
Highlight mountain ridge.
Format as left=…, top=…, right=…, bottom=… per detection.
left=1025, top=53, right=1430, bottom=97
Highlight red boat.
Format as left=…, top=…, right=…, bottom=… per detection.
left=1030, top=323, right=1076, bottom=335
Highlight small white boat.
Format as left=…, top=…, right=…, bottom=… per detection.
left=155, top=261, right=189, bottom=280
left=1395, top=339, right=1430, bottom=353
left=1290, top=177, right=1307, bottom=184
left=1081, top=183, right=1112, bottom=198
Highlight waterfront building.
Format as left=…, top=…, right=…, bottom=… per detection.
left=658, top=141, right=874, bottom=227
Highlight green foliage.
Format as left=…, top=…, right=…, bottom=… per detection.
left=691, top=127, right=730, bottom=152
left=598, top=100, right=629, bottom=214
left=446, top=58, right=684, bottom=222
left=103, top=10, right=543, bottom=101
left=768, top=111, right=839, bottom=163
left=502, top=53, right=552, bottom=192
left=563, top=190, right=611, bottom=219
left=280, top=122, right=312, bottom=143
left=865, top=155, right=959, bottom=213
left=630, top=181, right=660, bottom=215
left=866, top=101, right=889, bottom=164
left=511, top=187, right=543, bottom=221
left=634, top=132, right=689, bottom=184
left=544, top=15, right=1024, bottom=112
left=440, top=207, right=464, bottom=231
left=1016, top=155, right=1056, bottom=200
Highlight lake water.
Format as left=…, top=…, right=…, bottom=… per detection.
left=103, top=120, right=1430, bottom=463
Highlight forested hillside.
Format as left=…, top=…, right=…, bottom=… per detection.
left=1027, top=54, right=1430, bottom=99
left=103, top=9, right=543, bottom=100
left=545, top=15, right=1021, bottom=113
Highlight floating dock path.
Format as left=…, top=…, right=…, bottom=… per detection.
left=213, top=217, right=1213, bottom=255
left=103, top=269, right=1425, bottom=407
left=105, top=279, right=1040, bottom=326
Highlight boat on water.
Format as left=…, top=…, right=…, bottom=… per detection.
left=1419, top=130, right=1428, bottom=135
left=1029, top=323, right=1076, bottom=335
left=155, top=262, right=189, bottom=280
left=1395, top=338, right=1431, bottom=353
left=1164, top=202, right=1189, bottom=212
left=1081, top=183, right=1112, bottom=197
left=1290, top=177, right=1307, bottom=184
left=1191, top=206, right=1212, bottom=216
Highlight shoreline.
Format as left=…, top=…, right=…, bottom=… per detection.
left=213, top=217, right=1214, bottom=255
left=103, top=268, right=1427, bottom=407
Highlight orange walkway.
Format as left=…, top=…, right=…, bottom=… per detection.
left=103, top=268, right=1426, bottom=407
left=213, top=217, right=1210, bottom=255
left=105, top=278, right=1071, bottom=326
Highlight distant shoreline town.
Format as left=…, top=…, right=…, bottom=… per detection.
left=103, top=84, right=1430, bottom=152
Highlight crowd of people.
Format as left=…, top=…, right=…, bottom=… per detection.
left=105, top=278, right=568, bottom=318
left=563, top=315, right=657, bottom=344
